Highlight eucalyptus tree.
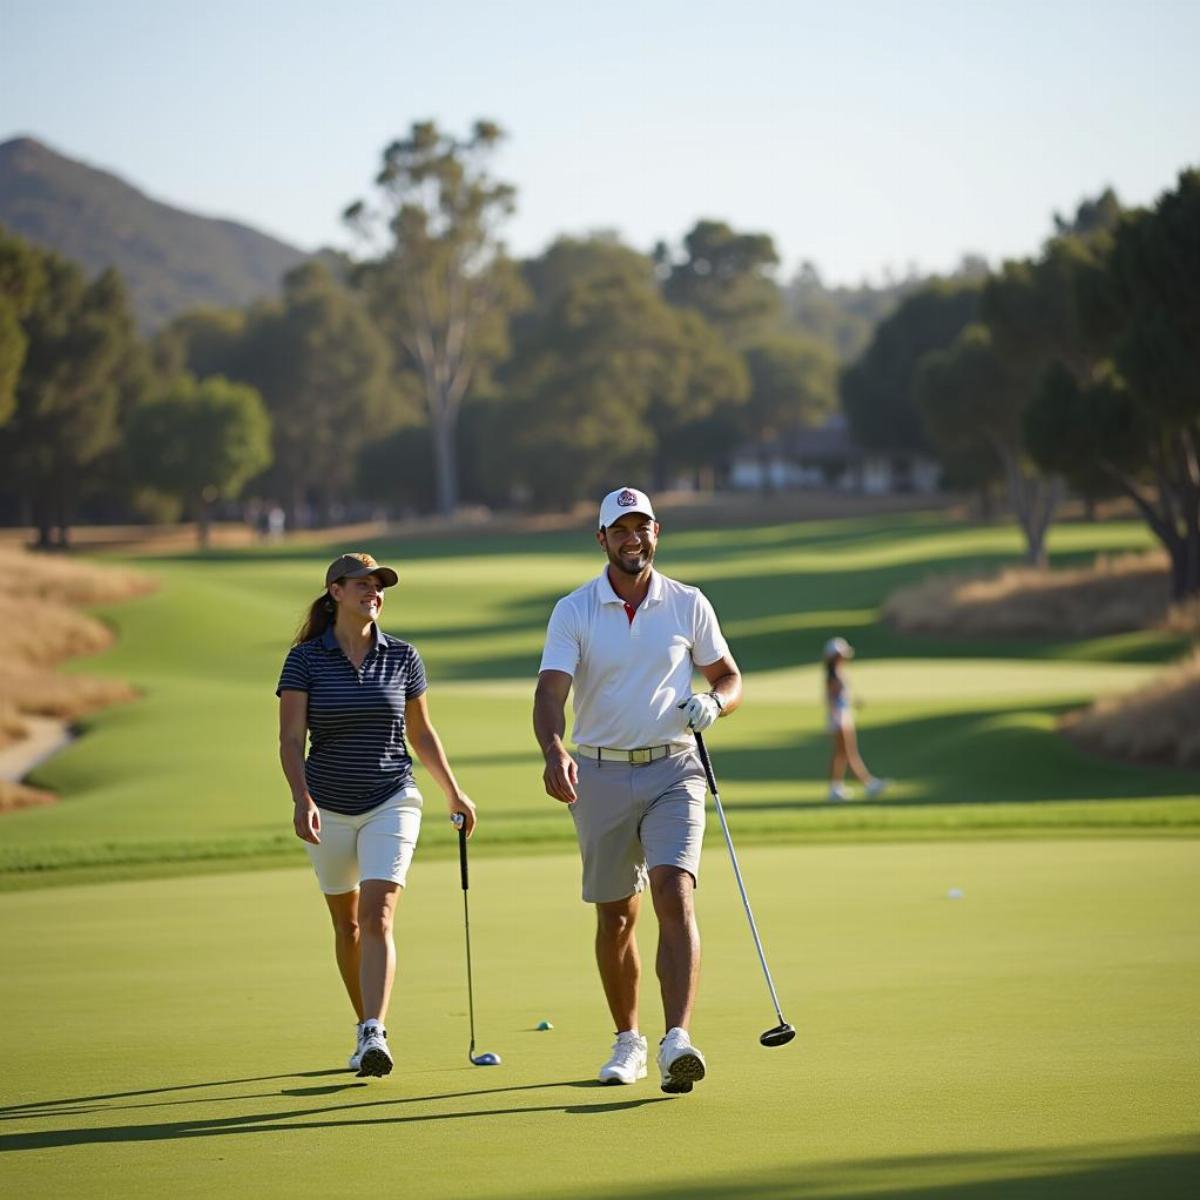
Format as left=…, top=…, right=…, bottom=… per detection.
left=344, top=121, right=527, bottom=514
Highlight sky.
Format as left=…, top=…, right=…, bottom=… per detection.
left=3, top=0, right=1198, bottom=285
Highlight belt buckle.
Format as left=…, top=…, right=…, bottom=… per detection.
left=629, top=748, right=652, bottom=765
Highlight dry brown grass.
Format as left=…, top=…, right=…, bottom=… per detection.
left=0, top=701, right=27, bottom=751
left=0, top=547, right=153, bottom=799
left=1063, top=651, right=1200, bottom=768
left=0, top=545, right=156, bottom=607
left=883, top=551, right=1178, bottom=637
left=0, top=663, right=138, bottom=722
left=0, top=779, right=56, bottom=811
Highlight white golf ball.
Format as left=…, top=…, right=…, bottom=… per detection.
left=947, top=887, right=964, bottom=900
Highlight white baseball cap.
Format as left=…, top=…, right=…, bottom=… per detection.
left=598, top=486, right=656, bottom=529
left=824, top=637, right=854, bottom=660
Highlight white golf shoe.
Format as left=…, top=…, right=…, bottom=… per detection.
left=357, top=1023, right=393, bottom=1078
left=657, top=1027, right=706, bottom=1094
left=348, top=1022, right=365, bottom=1072
left=828, top=783, right=852, bottom=802
left=598, top=1031, right=648, bottom=1084
left=865, top=777, right=890, bottom=798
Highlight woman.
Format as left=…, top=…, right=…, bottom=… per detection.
left=824, top=636, right=888, bottom=802
left=277, top=551, right=476, bottom=1078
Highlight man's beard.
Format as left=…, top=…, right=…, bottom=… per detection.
left=609, top=543, right=654, bottom=576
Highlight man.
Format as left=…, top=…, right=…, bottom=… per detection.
left=533, top=486, right=742, bottom=1094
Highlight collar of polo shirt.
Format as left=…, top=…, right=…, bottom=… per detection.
left=321, top=623, right=387, bottom=651
left=599, top=567, right=664, bottom=606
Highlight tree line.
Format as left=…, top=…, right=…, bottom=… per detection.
left=2, top=118, right=1196, bottom=600
left=0, top=120, right=854, bottom=546
left=841, top=173, right=1200, bottom=600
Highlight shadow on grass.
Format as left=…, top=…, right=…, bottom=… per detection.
left=0, top=1072, right=670, bottom=1150
left=516, top=1136, right=1200, bottom=1200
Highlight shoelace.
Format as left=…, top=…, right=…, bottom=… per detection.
left=610, top=1036, right=643, bottom=1062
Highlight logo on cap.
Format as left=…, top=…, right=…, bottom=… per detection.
left=617, top=489, right=638, bottom=507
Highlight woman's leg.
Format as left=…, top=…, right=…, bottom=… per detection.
left=829, top=726, right=848, bottom=784
left=357, top=880, right=403, bottom=1022
left=841, top=723, right=873, bottom=784
left=322, top=889, right=364, bottom=1019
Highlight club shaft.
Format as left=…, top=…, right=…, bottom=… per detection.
left=458, top=826, right=477, bottom=1056
left=694, top=731, right=788, bottom=1025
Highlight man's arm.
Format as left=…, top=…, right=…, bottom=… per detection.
left=534, top=669, right=578, bottom=804
left=698, top=653, right=742, bottom=717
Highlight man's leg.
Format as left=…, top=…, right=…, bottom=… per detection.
left=595, top=894, right=642, bottom=1032
left=648, top=865, right=700, bottom=1032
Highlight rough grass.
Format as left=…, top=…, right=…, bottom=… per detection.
left=0, top=547, right=152, bottom=768
left=0, top=545, right=157, bottom=608
left=0, top=663, right=138, bottom=724
left=0, top=779, right=55, bottom=811
left=1065, top=651, right=1200, bottom=769
left=883, top=550, right=1177, bottom=637
left=882, top=549, right=1200, bottom=770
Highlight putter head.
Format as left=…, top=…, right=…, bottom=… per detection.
left=470, top=1051, right=501, bottom=1066
left=760, top=1023, right=796, bottom=1048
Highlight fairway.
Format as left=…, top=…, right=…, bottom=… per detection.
left=2, top=839, right=1198, bottom=1198
left=2, top=512, right=1198, bottom=887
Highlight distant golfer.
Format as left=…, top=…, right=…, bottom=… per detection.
left=534, top=487, right=742, bottom=1094
left=277, top=552, right=476, bottom=1078
left=824, top=636, right=887, bottom=802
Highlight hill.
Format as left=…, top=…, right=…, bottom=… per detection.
left=0, top=136, right=308, bottom=329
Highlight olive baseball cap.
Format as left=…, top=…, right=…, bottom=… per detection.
left=324, top=552, right=398, bottom=589
left=598, top=486, right=656, bottom=529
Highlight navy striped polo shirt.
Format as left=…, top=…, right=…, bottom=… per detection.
left=276, top=624, right=428, bottom=815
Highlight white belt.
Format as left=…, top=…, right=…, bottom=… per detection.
left=576, top=744, right=677, bottom=765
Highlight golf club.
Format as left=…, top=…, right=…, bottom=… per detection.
left=453, top=814, right=501, bottom=1066
left=693, top=730, right=796, bottom=1048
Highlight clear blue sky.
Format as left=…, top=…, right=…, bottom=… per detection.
left=4, top=0, right=1198, bottom=284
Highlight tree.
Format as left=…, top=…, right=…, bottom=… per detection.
left=237, top=262, right=410, bottom=524
left=659, top=220, right=783, bottom=346
left=918, top=323, right=1062, bottom=565
left=344, top=120, right=527, bottom=515
left=1053, top=187, right=1122, bottom=239
left=153, top=306, right=247, bottom=380
left=127, top=375, right=272, bottom=547
left=1027, top=170, right=1200, bottom=598
left=496, top=258, right=747, bottom=508
left=841, top=280, right=981, bottom=453
left=645, top=308, right=749, bottom=488
left=0, top=250, right=140, bottom=547
left=0, top=225, right=46, bottom=424
left=742, top=333, right=838, bottom=491
left=498, top=269, right=670, bottom=508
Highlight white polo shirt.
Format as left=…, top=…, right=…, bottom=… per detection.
left=539, top=568, right=729, bottom=751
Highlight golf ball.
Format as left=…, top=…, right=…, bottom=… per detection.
left=536, top=1019, right=553, bottom=1031
left=947, top=887, right=964, bottom=900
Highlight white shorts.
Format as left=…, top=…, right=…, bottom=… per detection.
left=305, top=788, right=423, bottom=894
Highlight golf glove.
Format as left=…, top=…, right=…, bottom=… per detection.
left=678, top=692, right=722, bottom=731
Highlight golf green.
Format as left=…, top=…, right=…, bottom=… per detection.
left=2, top=839, right=1197, bottom=1197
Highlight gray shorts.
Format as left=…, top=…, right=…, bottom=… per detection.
left=570, top=748, right=708, bottom=903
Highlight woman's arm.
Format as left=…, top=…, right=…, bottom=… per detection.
left=406, top=692, right=477, bottom=835
left=279, top=690, right=320, bottom=844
